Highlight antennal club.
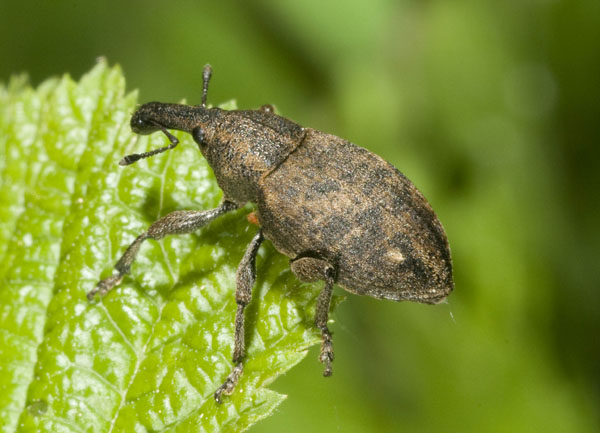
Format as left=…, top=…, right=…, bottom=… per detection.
left=201, top=64, right=212, bottom=108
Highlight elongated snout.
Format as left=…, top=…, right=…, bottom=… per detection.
left=131, top=102, right=213, bottom=135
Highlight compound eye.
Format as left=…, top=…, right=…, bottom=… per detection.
left=192, top=126, right=206, bottom=148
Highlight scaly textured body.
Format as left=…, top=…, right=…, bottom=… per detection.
left=89, top=65, right=453, bottom=403
left=257, top=129, right=452, bottom=303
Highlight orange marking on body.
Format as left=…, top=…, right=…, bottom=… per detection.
left=247, top=212, right=260, bottom=226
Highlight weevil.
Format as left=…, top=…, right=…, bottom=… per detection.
left=87, top=65, right=453, bottom=403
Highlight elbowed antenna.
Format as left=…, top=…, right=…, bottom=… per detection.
left=202, top=64, right=212, bottom=108
left=120, top=123, right=179, bottom=166
left=119, top=65, right=213, bottom=166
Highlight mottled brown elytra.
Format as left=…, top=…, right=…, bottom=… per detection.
left=88, top=65, right=453, bottom=403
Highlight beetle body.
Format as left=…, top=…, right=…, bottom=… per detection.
left=258, top=128, right=452, bottom=303
left=131, top=103, right=453, bottom=303
left=93, top=66, right=453, bottom=403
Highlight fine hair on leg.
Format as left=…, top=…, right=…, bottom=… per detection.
left=290, top=256, right=337, bottom=376
left=214, top=229, right=264, bottom=403
left=88, top=200, right=238, bottom=300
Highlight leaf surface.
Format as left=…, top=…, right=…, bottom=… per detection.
left=0, top=62, right=329, bottom=433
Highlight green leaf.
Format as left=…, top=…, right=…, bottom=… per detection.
left=0, top=61, right=335, bottom=433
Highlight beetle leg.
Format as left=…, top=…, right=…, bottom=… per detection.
left=290, top=257, right=337, bottom=377
left=315, top=268, right=335, bottom=377
left=87, top=200, right=238, bottom=300
left=214, top=229, right=264, bottom=404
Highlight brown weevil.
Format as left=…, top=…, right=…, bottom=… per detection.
left=87, top=65, right=453, bottom=403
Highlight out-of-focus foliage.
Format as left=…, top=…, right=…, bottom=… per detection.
left=1, top=0, right=598, bottom=432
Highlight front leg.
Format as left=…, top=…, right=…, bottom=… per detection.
left=87, top=200, right=238, bottom=300
left=214, top=230, right=264, bottom=403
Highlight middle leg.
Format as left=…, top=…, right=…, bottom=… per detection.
left=214, top=229, right=264, bottom=403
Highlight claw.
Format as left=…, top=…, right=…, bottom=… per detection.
left=319, top=328, right=334, bottom=377
left=87, top=274, right=123, bottom=301
left=214, top=363, right=244, bottom=404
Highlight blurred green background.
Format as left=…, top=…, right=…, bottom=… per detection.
left=2, top=0, right=599, bottom=432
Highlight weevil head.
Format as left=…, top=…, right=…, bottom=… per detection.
left=131, top=102, right=164, bottom=134
left=129, top=102, right=306, bottom=205
left=124, top=102, right=218, bottom=166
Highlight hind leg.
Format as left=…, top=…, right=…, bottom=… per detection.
left=290, top=257, right=336, bottom=377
